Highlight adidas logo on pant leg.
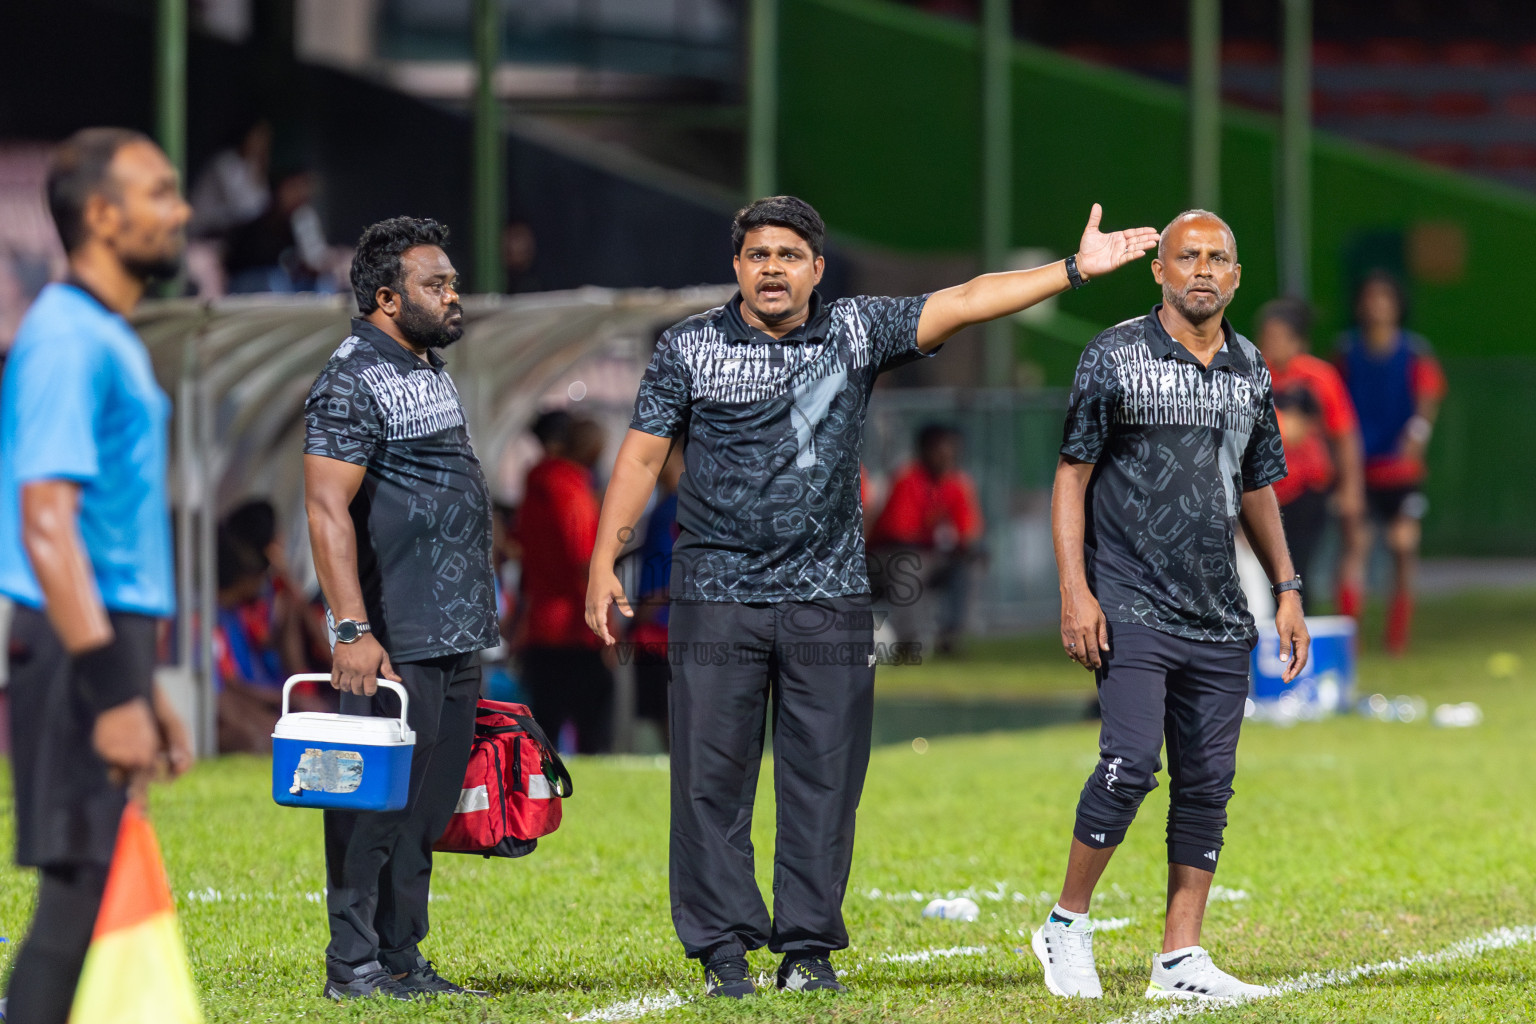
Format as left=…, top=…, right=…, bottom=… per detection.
left=1091, top=833, right=1106, bottom=844
left=1204, top=850, right=1218, bottom=863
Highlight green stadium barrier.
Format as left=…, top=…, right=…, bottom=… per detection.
left=779, top=0, right=1536, bottom=556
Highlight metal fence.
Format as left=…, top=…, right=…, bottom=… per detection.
left=864, top=387, right=1070, bottom=633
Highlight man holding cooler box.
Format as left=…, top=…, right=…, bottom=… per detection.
left=303, top=217, right=499, bottom=1001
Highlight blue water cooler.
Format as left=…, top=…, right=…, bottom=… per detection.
left=1250, top=615, right=1356, bottom=717
left=271, top=675, right=415, bottom=811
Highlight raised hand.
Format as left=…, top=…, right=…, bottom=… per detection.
left=1075, top=204, right=1160, bottom=281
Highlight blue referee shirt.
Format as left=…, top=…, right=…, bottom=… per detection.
left=0, top=283, right=175, bottom=617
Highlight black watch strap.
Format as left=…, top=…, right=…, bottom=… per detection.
left=1272, top=575, right=1304, bottom=598
left=1065, top=254, right=1086, bottom=290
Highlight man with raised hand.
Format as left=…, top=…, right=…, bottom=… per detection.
left=303, top=217, right=498, bottom=1001
left=1031, top=210, right=1307, bottom=1003
left=0, top=127, right=195, bottom=1024
left=586, top=196, right=1157, bottom=999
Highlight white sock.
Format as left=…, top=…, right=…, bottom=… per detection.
left=1159, top=945, right=1203, bottom=966
left=1048, top=903, right=1089, bottom=925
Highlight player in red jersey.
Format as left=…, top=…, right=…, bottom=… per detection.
left=1255, top=298, right=1365, bottom=614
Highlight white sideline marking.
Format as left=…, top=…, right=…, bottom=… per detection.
left=1105, top=925, right=1536, bottom=1024
left=865, top=882, right=1053, bottom=904
left=879, top=945, right=989, bottom=964
left=181, top=888, right=441, bottom=905
left=571, top=990, right=687, bottom=1021
left=571, top=947, right=993, bottom=1019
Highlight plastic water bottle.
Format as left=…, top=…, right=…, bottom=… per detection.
left=1432, top=702, right=1483, bottom=728
left=922, top=897, right=980, bottom=922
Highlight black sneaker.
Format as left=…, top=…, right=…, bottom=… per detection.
left=322, top=960, right=415, bottom=1001
left=702, top=944, right=755, bottom=999
left=776, top=954, right=846, bottom=993
left=390, top=953, right=489, bottom=998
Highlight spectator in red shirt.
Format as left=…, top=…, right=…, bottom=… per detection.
left=515, top=414, right=613, bottom=752
left=869, top=424, right=984, bottom=655
left=1255, top=298, right=1366, bottom=613
left=1335, top=272, right=1447, bottom=654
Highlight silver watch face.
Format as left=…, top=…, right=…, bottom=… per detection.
left=336, top=620, right=362, bottom=643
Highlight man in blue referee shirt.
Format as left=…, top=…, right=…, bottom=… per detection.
left=0, top=128, right=194, bottom=1024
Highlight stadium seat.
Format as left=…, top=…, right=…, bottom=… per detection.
left=1363, top=38, right=1433, bottom=65
left=1221, top=39, right=1276, bottom=66
left=1338, top=90, right=1418, bottom=117
left=1311, top=40, right=1356, bottom=67
left=1441, top=40, right=1507, bottom=67
left=1425, top=92, right=1492, bottom=117
left=1483, top=143, right=1536, bottom=170
left=1411, top=144, right=1477, bottom=169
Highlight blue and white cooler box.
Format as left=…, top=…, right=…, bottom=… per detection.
left=272, top=674, right=415, bottom=811
left=1249, top=615, right=1356, bottom=719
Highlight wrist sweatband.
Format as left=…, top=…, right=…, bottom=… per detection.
left=73, top=615, right=157, bottom=713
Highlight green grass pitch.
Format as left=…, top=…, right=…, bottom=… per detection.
left=3, top=589, right=1535, bottom=1023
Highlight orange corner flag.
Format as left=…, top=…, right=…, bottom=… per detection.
left=68, top=802, right=204, bottom=1024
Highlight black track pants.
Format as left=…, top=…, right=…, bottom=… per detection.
left=323, top=653, right=480, bottom=972
left=668, top=596, right=875, bottom=958
left=1072, top=620, right=1253, bottom=871
left=3, top=863, right=110, bottom=1024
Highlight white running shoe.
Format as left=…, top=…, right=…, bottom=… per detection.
left=1145, top=946, right=1269, bottom=1001
left=1031, top=916, right=1103, bottom=998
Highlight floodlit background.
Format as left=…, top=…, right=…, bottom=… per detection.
left=1, top=2, right=1535, bottom=1021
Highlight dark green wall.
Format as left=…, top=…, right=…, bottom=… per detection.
left=779, top=0, right=1536, bottom=556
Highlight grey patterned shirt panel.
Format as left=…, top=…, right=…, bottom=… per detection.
left=631, top=291, right=931, bottom=602
left=303, top=319, right=499, bottom=661
left=1062, top=307, right=1286, bottom=643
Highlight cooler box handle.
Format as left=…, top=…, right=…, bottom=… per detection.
left=280, top=674, right=412, bottom=743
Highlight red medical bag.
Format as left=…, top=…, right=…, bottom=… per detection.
left=433, top=700, right=572, bottom=859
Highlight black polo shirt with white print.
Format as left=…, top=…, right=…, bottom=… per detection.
left=304, top=318, right=498, bottom=661
left=1062, top=306, right=1286, bottom=643
left=631, top=290, right=930, bottom=602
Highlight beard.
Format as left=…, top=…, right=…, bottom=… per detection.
left=398, top=293, right=465, bottom=349
left=122, top=247, right=185, bottom=285
left=1163, top=281, right=1230, bottom=325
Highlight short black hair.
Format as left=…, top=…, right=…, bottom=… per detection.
left=917, top=422, right=960, bottom=452
left=350, top=216, right=450, bottom=314
left=1254, top=297, right=1313, bottom=344
left=1353, top=268, right=1408, bottom=325
left=47, top=127, right=154, bottom=253
left=223, top=499, right=277, bottom=553
left=530, top=409, right=574, bottom=448
left=732, top=196, right=826, bottom=258
left=216, top=528, right=269, bottom=591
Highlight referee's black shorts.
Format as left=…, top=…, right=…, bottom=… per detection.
left=7, top=606, right=156, bottom=868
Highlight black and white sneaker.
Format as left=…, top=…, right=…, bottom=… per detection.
left=702, top=944, right=756, bottom=999
left=1145, top=946, right=1269, bottom=1001
left=322, top=960, right=415, bottom=1001
left=776, top=954, right=847, bottom=993
left=390, top=953, right=489, bottom=998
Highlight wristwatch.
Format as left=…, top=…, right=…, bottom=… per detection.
left=334, top=618, right=372, bottom=644
left=1065, top=254, right=1087, bottom=290
left=1272, top=576, right=1304, bottom=599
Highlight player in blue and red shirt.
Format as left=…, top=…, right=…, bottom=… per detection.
left=1335, top=271, right=1447, bottom=654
